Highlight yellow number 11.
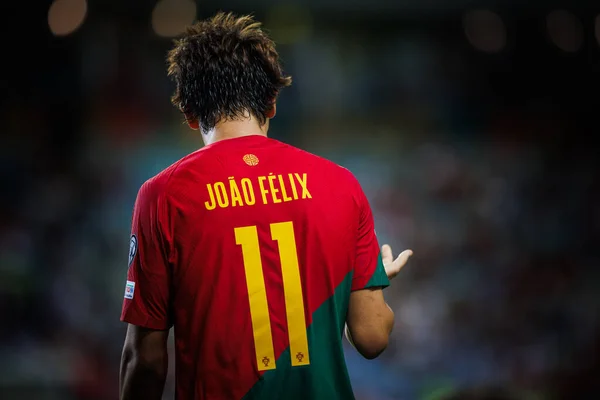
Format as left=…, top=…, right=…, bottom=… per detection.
left=235, top=221, right=310, bottom=371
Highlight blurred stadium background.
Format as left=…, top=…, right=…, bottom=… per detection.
left=2, top=0, right=600, bottom=399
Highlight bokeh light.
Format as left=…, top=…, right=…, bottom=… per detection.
left=463, top=10, right=506, bottom=53
left=152, top=0, right=196, bottom=38
left=48, top=0, right=87, bottom=37
left=546, top=10, right=583, bottom=52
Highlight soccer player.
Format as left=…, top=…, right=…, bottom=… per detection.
left=119, top=12, right=413, bottom=400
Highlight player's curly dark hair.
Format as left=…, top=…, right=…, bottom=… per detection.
left=167, top=12, right=292, bottom=133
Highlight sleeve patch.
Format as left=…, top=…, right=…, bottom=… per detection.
left=128, top=235, right=138, bottom=267
left=124, top=280, right=135, bottom=299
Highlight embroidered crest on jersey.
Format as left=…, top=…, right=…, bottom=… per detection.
left=243, top=154, right=259, bottom=166
left=128, top=235, right=138, bottom=267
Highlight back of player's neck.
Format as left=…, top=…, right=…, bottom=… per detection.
left=204, top=119, right=267, bottom=145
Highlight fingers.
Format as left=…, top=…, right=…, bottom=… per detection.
left=381, top=244, right=393, bottom=266
left=385, top=248, right=413, bottom=279
left=395, top=249, right=413, bottom=269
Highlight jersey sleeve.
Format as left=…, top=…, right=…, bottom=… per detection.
left=120, top=179, right=173, bottom=330
left=351, top=183, right=390, bottom=291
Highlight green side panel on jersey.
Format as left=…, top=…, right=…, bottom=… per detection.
left=364, top=252, right=390, bottom=289
left=243, top=272, right=355, bottom=400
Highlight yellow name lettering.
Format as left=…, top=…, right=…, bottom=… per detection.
left=229, top=177, right=244, bottom=207
left=278, top=174, right=292, bottom=202
left=294, top=173, right=312, bottom=199
left=258, top=176, right=269, bottom=205
left=241, top=178, right=255, bottom=205
left=205, top=183, right=217, bottom=210
left=288, top=173, right=299, bottom=200
left=213, top=182, right=229, bottom=208
left=204, top=173, right=311, bottom=210
left=268, top=174, right=281, bottom=203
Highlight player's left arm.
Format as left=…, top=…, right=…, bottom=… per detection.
left=120, top=324, right=169, bottom=400
left=344, top=176, right=413, bottom=354
left=119, top=179, right=173, bottom=400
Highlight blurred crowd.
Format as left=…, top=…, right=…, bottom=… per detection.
left=2, top=3, right=600, bottom=400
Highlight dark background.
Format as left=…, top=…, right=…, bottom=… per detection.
left=1, top=0, right=600, bottom=399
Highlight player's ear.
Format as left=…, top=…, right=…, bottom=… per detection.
left=185, top=114, right=200, bottom=130
left=265, top=103, right=276, bottom=119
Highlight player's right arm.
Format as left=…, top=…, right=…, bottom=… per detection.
left=119, top=179, right=173, bottom=400
left=345, top=181, right=412, bottom=359
left=120, top=324, right=169, bottom=400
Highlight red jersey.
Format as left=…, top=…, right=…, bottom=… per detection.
left=121, top=135, right=389, bottom=400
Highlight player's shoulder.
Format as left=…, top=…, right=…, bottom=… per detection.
left=137, top=148, right=211, bottom=198
left=151, top=144, right=220, bottom=181
left=273, top=139, right=360, bottom=186
left=280, top=144, right=366, bottom=209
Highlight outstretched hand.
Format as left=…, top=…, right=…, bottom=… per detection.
left=381, top=244, right=413, bottom=280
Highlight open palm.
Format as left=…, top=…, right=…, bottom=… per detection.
left=381, top=244, right=413, bottom=279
